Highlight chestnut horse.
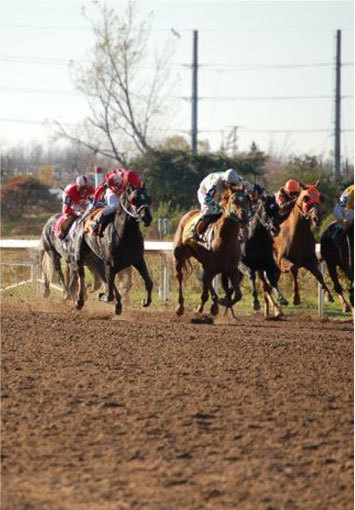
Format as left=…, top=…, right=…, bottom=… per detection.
left=173, top=189, right=251, bottom=316
left=273, top=183, right=334, bottom=305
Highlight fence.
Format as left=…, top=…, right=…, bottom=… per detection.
left=0, top=239, right=326, bottom=317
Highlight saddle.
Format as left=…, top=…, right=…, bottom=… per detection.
left=84, top=208, right=104, bottom=236
left=183, top=213, right=217, bottom=249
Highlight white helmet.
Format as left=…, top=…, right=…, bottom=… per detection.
left=222, top=168, right=242, bottom=185
left=108, top=173, right=123, bottom=188
left=76, top=175, right=89, bottom=189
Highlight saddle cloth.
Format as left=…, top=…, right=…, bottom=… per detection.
left=83, top=208, right=104, bottom=236
left=182, top=212, right=215, bottom=249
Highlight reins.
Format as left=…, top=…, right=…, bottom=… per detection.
left=119, top=196, right=141, bottom=220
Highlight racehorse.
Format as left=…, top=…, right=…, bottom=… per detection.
left=320, top=222, right=354, bottom=312
left=273, top=182, right=334, bottom=305
left=40, top=213, right=106, bottom=300
left=239, top=194, right=289, bottom=317
left=73, top=186, right=153, bottom=314
left=173, top=188, right=251, bottom=316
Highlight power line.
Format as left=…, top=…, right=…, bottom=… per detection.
left=1, top=86, right=353, bottom=101
left=0, top=118, right=353, bottom=134
left=1, top=55, right=353, bottom=71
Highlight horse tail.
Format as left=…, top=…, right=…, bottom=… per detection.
left=40, top=249, right=55, bottom=283
left=173, top=216, right=195, bottom=277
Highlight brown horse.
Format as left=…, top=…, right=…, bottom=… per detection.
left=173, top=188, right=251, bottom=316
left=273, top=183, right=334, bottom=305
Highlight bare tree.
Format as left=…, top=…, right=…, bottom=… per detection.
left=54, top=1, right=176, bottom=166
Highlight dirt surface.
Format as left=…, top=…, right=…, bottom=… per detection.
left=1, top=296, right=354, bottom=510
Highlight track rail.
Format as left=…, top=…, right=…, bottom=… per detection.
left=0, top=239, right=325, bottom=316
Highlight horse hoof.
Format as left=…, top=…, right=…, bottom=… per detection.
left=279, top=297, right=289, bottom=306
left=210, top=303, right=219, bottom=316
left=115, top=302, right=122, bottom=315
left=327, top=294, right=334, bottom=303
left=176, top=306, right=184, bottom=316
left=218, top=297, right=231, bottom=307
left=293, top=297, right=301, bottom=306
left=75, top=299, right=84, bottom=310
left=343, top=304, right=351, bottom=313
left=141, top=298, right=151, bottom=308
left=42, top=288, right=50, bottom=299
left=253, top=301, right=261, bottom=311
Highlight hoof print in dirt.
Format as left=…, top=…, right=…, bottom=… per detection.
left=190, top=314, right=214, bottom=325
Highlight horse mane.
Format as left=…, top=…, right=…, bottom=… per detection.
left=220, top=185, right=245, bottom=209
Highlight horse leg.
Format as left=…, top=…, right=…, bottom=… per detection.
left=209, top=278, right=219, bottom=316
left=258, top=270, right=282, bottom=318
left=250, top=270, right=260, bottom=310
left=265, top=264, right=288, bottom=306
left=75, top=262, right=86, bottom=310
left=132, top=258, right=153, bottom=308
left=324, top=262, right=350, bottom=312
left=229, top=268, right=242, bottom=305
left=101, top=264, right=122, bottom=315
left=99, top=263, right=115, bottom=303
left=196, top=270, right=213, bottom=314
left=290, top=265, right=301, bottom=305
left=174, top=253, right=186, bottom=316
left=303, top=258, right=334, bottom=304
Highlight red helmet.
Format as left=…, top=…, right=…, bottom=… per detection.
left=284, top=179, right=301, bottom=194
left=123, top=170, right=142, bottom=189
left=76, top=175, right=89, bottom=190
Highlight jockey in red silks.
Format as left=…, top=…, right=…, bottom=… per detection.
left=90, top=168, right=143, bottom=236
left=54, top=175, right=94, bottom=240
left=275, top=178, right=303, bottom=218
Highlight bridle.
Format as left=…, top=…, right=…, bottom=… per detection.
left=119, top=190, right=149, bottom=221
left=119, top=196, right=141, bottom=220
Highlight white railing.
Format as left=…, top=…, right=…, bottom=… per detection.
left=0, top=239, right=325, bottom=316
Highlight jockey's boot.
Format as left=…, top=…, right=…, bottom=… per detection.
left=59, top=217, right=75, bottom=241
left=191, top=216, right=210, bottom=241
left=92, top=214, right=104, bottom=237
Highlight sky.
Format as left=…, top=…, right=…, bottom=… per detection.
left=0, top=0, right=354, bottom=163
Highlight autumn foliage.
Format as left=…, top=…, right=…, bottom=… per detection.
left=1, top=175, right=59, bottom=220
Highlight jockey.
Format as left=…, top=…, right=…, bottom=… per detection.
left=275, top=178, right=302, bottom=218
left=332, top=183, right=354, bottom=243
left=191, top=168, right=244, bottom=240
left=91, top=168, right=143, bottom=236
left=333, top=183, right=354, bottom=225
left=57, top=175, right=94, bottom=240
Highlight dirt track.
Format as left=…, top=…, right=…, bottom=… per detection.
left=1, top=297, right=354, bottom=510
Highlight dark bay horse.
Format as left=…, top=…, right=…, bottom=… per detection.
left=40, top=213, right=105, bottom=300
left=320, top=221, right=354, bottom=312
left=239, top=194, right=288, bottom=317
left=173, top=188, right=251, bottom=316
left=73, top=186, right=153, bottom=314
left=273, top=183, right=334, bottom=305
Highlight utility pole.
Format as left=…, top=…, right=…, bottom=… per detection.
left=191, top=30, right=198, bottom=153
left=334, top=29, right=341, bottom=181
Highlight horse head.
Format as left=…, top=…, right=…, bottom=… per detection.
left=255, top=195, right=282, bottom=236
left=296, top=183, right=324, bottom=227
left=222, top=186, right=252, bottom=224
left=124, top=187, right=153, bottom=227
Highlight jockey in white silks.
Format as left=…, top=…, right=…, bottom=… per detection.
left=191, top=168, right=245, bottom=240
